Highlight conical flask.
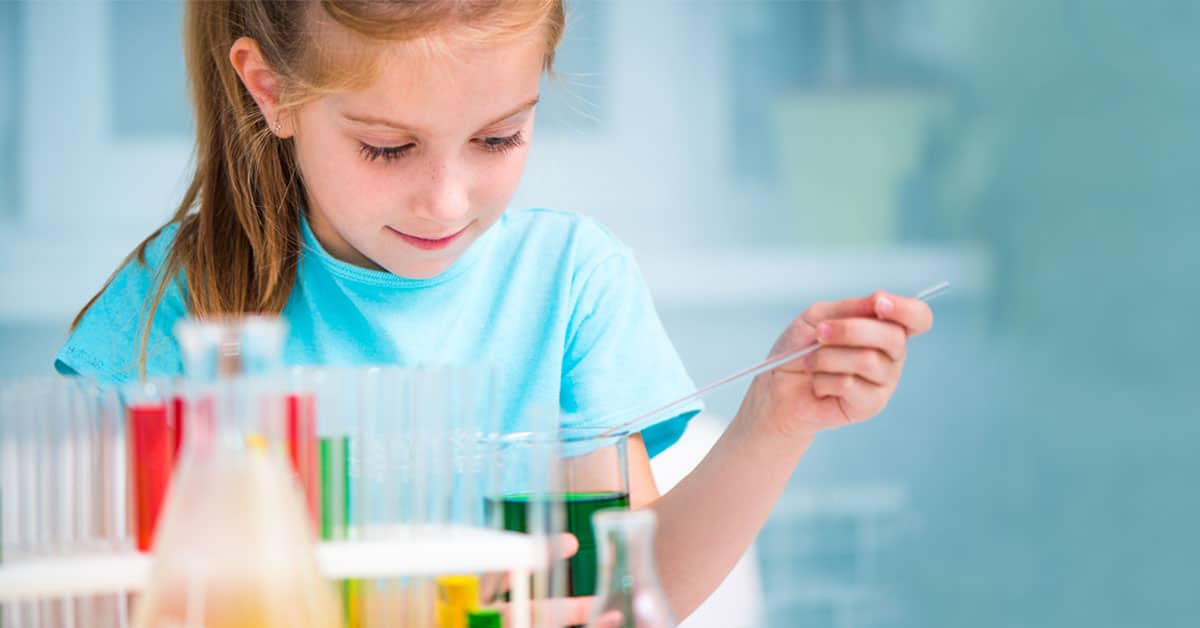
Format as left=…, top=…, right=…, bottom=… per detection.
left=586, top=509, right=677, bottom=628
left=131, top=316, right=342, bottom=628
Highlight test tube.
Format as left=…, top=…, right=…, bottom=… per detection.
left=123, top=380, right=177, bottom=553
left=447, top=367, right=500, bottom=531
left=1, top=380, right=40, bottom=624
left=355, top=367, right=421, bottom=627
left=0, top=381, right=15, bottom=627
left=289, top=367, right=354, bottom=542
left=285, top=385, right=320, bottom=531
left=101, top=378, right=134, bottom=628
left=291, top=367, right=357, bottom=625
left=0, top=381, right=20, bottom=564
left=94, top=383, right=131, bottom=553
left=0, top=377, right=126, bottom=625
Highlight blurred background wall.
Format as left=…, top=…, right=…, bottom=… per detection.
left=1, top=1, right=1196, bottom=626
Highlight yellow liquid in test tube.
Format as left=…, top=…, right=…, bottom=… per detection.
left=437, top=575, right=481, bottom=628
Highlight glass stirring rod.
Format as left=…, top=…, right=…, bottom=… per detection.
left=601, top=281, right=952, bottom=438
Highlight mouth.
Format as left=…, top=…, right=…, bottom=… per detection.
left=386, top=224, right=469, bottom=251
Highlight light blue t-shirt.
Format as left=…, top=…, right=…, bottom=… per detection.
left=56, top=208, right=700, bottom=457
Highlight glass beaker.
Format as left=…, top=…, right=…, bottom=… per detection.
left=488, top=424, right=631, bottom=627
left=586, top=509, right=676, bottom=628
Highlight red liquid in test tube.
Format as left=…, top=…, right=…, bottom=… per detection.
left=171, top=396, right=186, bottom=460
left=129, top=403, right=176, bottom=552
left=285, top=392, right=321, bottom=530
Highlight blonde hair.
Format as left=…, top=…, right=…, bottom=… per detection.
left=72, top=0, right=566, bottom=377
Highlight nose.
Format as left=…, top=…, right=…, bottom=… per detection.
left=409, top=156, right=470, bottom=225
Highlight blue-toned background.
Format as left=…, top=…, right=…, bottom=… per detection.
left=1, top=1, right=1196, bottom=626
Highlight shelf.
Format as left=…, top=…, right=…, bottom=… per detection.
left=0, top=526, right=549, bottom=603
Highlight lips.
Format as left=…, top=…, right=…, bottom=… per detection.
left=387, top=225, right=468, bottom=251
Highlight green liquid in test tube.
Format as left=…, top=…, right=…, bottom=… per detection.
left=320, top=435, right=358, bottom=626
left=320, top=435, right=351, bottom=540
left=313, top=369, right=356, bottom=626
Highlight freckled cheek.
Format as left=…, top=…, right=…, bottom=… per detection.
left=472, top=155, right=528, bottom=210
left=334, top=162, right=408, bottom=221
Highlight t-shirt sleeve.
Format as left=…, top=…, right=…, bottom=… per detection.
left=560, top=248, right=702, bottom=458
left=54, top=227, right=186, bottom=385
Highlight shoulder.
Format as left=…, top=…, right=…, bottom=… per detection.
left=497, top=210, right=655, bottom=338
left=98, top=221, right=185, bottom=311
left=55, top=222, right=187, bottom=383
left=141, top=221, right=182, bottom=270
left=501, top=208, right=634, bottom=278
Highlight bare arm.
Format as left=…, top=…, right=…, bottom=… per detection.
left=628, top=385, right=812, bottom=617
left=628, top=291, right=934, bottom=618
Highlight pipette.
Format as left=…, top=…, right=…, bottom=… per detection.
left=601, top=281, right=951, bottom=438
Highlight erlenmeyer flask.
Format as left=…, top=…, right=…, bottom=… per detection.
left=177, top=316, right=321, bottom=527
left=131, top=316, right=342, bottom=628
left=175, top=315, right=286, bottom=380
left=586, top=509, right=676, bottom=628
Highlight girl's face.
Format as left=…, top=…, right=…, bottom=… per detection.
left=292, top=34, right=544, bottom=278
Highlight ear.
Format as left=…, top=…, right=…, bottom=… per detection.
left=229, top=36, right=293, bottom=138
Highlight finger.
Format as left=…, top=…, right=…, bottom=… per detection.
left=811, top=373, right=888, bottom=420
left=551, top=532, right=580, bottom=561
left=479, top=571, right=506, bottom=600
left=481, top=533, right=579, bottom=604
left=816, top=318, right=908, bottom=362
left=490, top=596, right=597, bottom=627
left=481, top=533, right=579, bottom=602
left=768, top=320, right=819, bottom=368
left=805, top=346, right=898, bottom=386
left=552, top=595, right=597, bottom=626
left=802, top=296, right=877, bottom=326
left=873, top=292, right=933, bottom=336
left=592, top=609, right=624, bottom=628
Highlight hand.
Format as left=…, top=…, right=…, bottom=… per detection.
left=483, top=533, right=603, bottom=627
left=751, top=290, right=934, bottom=438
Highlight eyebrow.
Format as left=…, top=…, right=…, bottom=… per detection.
left=342, top=96, right=540, bottom=133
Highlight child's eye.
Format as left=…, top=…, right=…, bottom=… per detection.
left=359, top=142, right=414, bottom=162
left=474, top=131, right=525, bottom=154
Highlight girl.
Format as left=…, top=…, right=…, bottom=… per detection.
left=58, top=0, right=933, bottom=623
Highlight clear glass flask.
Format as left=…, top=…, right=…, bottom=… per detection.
left=586, top=509, right=676, bottom=628
left=130, top=316, right=342, bottom=628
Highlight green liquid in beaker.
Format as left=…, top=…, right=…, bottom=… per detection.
left=491, top=492, right=631, bottom=597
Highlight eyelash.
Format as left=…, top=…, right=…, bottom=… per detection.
left=358, top=131, right=526, bottom=163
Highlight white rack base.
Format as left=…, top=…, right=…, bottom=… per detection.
left=0, top=526, right=548, bottom=603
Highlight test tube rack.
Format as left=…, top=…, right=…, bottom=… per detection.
left=0, top=525, right=548, bottom=628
